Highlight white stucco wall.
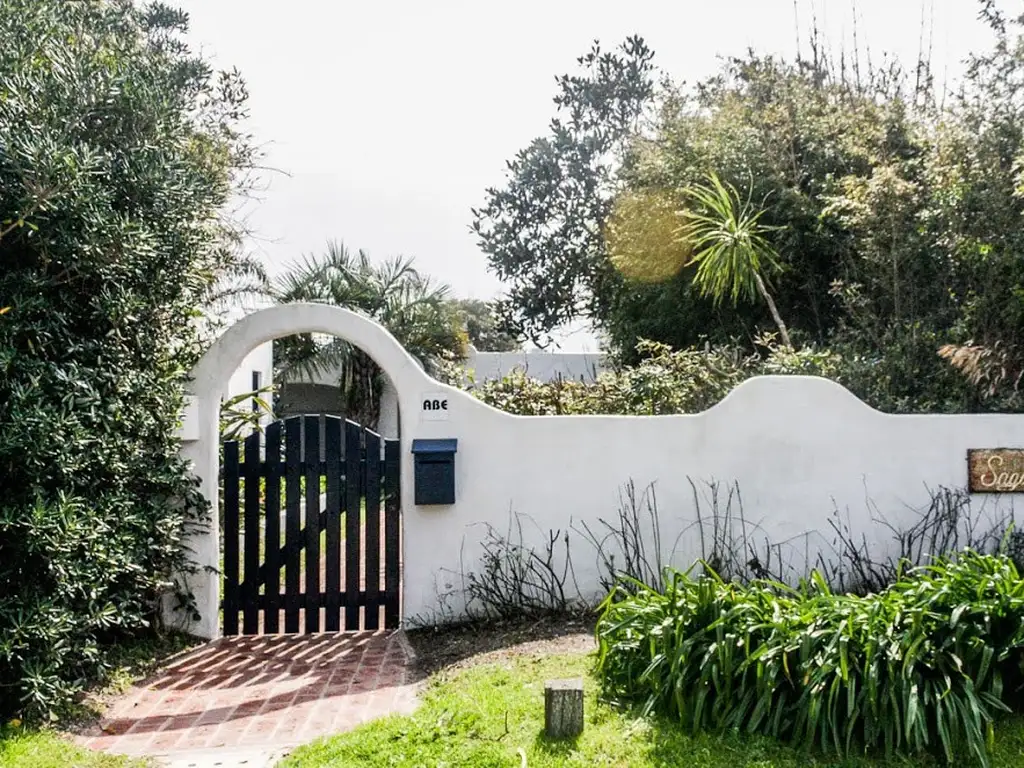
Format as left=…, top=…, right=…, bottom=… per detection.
left=401, top=375, right=1024, bottom=622
left=175, top=305, right=1024, bottom=638
left=378, top=375, right=400, bottom=439
left=172, top=304, right=436, bottom=638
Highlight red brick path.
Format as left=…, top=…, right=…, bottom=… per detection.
left=77, top=631, right=418, bottom=757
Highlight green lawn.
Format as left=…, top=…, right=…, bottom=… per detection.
left=1, top=631, right=196, bottom=767
left=278, top=652, right=1024, bottom=768
left=0, top=726, right=148, bottom=768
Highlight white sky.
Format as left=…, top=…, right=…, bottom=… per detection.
left=174, top=0, right=1009, bottom=351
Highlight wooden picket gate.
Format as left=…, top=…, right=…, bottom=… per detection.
left=221, top=415, right=400, bottom=635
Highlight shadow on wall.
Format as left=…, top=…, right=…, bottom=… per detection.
left=410, top=478, right=1023, bottom=628
left=275, top=375, right=401, bottom=440
left=276, top=382, right=344, bottom=419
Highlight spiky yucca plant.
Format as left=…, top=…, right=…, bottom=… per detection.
left=678, top=172, right=792, bottom=348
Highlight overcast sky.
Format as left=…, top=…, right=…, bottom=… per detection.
left=174, top=0, right=1007, bottom=351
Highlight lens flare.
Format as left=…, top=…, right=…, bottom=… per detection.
left=604, top=188, right=692, bottom=283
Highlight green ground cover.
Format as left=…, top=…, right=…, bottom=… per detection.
left=277, top=652, right=1024, bottom=768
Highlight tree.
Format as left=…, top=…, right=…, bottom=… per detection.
left=679, top=173, right=792, bottom=348
left=270, top=240, right=468, bottom=427
left=451, top=298, right=520, bottom=352
left=471, top=36, right=655, bottom=346
left=475, top=14, right=1024, bottom=413
left=606, top=50, right=917, bottom=358
left=0, top=0, right=254, bottom=717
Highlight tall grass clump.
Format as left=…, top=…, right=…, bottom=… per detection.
left=595, top=552, right=1024, bottom=766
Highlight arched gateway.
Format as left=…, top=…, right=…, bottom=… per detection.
left=167, top=303, right=439, bottom=640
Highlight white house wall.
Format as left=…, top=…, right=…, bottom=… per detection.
left=464, top=349, right=606, bottom=384
left=225, top=341, right=274, bottom=429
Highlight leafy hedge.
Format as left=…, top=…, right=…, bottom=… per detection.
left=454, top=337, right=840, bottom=416
left=0, top=1, right=252, bottom=718
left=595, top=553, right=1024, bottom=766
left=456, top=331, right=992, bottom=417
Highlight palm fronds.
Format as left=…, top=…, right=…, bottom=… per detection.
left=679, top=173, right=781, bottom=306
left=269, top=239, right=467, bottom=426
left=678, top=172, right=792, bottom=347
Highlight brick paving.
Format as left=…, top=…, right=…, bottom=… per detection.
left=76, top=630, right=419, bottom=759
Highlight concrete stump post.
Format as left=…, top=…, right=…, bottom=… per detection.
left=544, top=678, right=584, bottom=739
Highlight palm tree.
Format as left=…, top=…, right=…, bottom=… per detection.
left=270, top=240, right=468, bottom=428
left=678, top=173, right=792, bottom=349
left=201, top=251, right=271, bottom=325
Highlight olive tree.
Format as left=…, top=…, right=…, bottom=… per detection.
left=0, top=0, right=256, bottom=718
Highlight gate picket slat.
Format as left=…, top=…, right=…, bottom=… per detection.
left=304, top=415, right=322, bottom=633
left=223, top=441, right=241, bottom=636
left=264, top=422, right=282, bottom=634
left=324, top=417, right=343, bottom=632
left=344, top=421, right=362, bottom=631
left=363, top=430, right=382, bottom=631
left=242, top=431, right=262, bottom=634
left=284, top=417, right=302, bottom=633
left=384, top=438, right=401, bottom=628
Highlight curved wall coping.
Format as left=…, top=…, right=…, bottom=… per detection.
left=188, top=303, right=436, bottom=406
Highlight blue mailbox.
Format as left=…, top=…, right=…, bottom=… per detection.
left=411, top=438, right=458, bottom=505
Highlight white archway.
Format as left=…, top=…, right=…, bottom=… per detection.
left=167, top=303, right=439, bottom=639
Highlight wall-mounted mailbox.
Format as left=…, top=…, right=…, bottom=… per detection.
left=411, top=438, right=458, bottom=505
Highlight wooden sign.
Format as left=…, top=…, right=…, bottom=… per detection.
left=968, top=449, right=1024, bottom=493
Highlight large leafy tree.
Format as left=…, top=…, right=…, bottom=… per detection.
left=479, top=12, right=1024, bottom=411
left=0, top=0, right=255, bottom=716
left=451, top=298, right=520, bottom=352
left=471, top=36, right=655, bottom=346
left=270, top=240, right=468, bottom=427
left=608, top=51, right=917, bottom=358
left=472, top=37, right=866, bottom=357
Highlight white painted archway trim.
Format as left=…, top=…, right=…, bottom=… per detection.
left=191, top=303, right=435, bottom=404
left=167, top=303, right=442, bottom=639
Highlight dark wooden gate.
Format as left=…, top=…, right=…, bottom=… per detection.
left=221, top=415, right=400, bottom=635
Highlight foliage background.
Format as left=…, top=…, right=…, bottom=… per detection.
left=474, top=6, right=1024, bottom=413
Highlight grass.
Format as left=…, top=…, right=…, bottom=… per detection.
left=279, top=652, right=1024, bottom=768
left=0, top=631, right=195, bottom=768
left=0, top=726, right=149, bottom=768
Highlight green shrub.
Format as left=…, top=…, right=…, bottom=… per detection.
left=0, top=1, right=252, bottom=718
left=595, top=553, right=1024, bottom=766
left=462, top=340, right=746, bottom=415
left=461, top=337, right=845, bottom=416
left=458, top=331, right=999, bottom=417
